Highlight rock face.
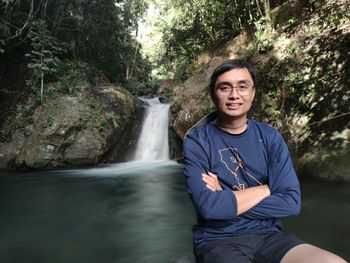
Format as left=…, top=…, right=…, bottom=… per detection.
left=0, top=83, right=139, bottom=169
left=0, top=131, right=25, bottom=168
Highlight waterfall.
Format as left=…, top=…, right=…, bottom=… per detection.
left=133, top=97, right=170, bottom=161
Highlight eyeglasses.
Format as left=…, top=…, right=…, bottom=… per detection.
left=215, top=84, right=253, bottom=96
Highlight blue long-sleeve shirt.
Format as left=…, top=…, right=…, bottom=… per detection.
left=183, top=117, right=301, bottom=247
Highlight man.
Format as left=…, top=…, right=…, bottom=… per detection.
left=183, top=59, right=347, bottom=263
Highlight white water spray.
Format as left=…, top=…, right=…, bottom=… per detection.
left=133, top=97, right=170, bottom=161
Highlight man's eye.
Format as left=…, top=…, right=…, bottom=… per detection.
left=238, top=85, right=248, bottom=90
left=220, top=86, right=230, bottom=91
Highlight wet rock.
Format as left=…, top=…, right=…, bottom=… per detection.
left=102, top=97, right=145, bottom=162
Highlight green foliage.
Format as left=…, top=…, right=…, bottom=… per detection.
left=287, top=17, right=297, bottom=25
left=323, top=14, right=342, bottom=26
left=25, top=20, right=64, bottom=104
left=311, top=0, right=327, bottom=11
left=60, top=0, right=150, bottom=85
left=125, top=78, right=160, bottom=96
left=79, top=100, right=119, bottom=133
left=285, top=44, right=297, bottom=54
left=48, top=60, right=93, bottom=96
left=148, top=0, right=273, bottom=79
left=253, top=20, right=276, bottom=53
left=253, top=0, right=350, bottom=157
left=1, top=0, right=152, bottom=98
left=261, top=94, right=282, bottom=121
left=45, top=114, right=54, bottom=127
left=3, top=102, right=37, bottom=140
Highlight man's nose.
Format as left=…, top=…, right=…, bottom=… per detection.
left=228, top=87, right=240, bottom=97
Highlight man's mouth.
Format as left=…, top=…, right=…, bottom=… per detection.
left=226, top=103, right=242, bottom=110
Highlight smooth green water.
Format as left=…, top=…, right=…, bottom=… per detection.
left=0, top=161, right=349, bottom=262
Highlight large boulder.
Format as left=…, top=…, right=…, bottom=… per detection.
left=0, top=83, right=139, bottom=169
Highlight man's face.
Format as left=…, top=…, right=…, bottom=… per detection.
left=213, top=68, right=255, bottom=119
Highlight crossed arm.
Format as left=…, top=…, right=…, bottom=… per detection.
left=202, top=172, right=271, bottom=216
left=184, top=133, right=301, bottom=221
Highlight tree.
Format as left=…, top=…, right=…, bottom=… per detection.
left=25, top=19, right=63, bottom=103
left=1, top=0, right=153, bottom=98
left=146, top=0, right=260, bottom=79
left=143, top=0, right=284, bottom=79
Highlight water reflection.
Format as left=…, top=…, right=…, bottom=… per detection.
left=0, top=163, right=349, bottom=262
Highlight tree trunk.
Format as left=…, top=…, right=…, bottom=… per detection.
left=128, top=42, right=140, bottom=80
left=41, top=72, right=44, bottom=103
left=40, top=47, right=44, bottom=103
left=255, top=0, right=271, bottom=22
left=126, top=65, right=130, bottom=80
left=255, top=0, right=264, bottom=18
left=263, top=0, right=271, bottom=22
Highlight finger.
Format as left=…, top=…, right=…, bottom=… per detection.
left=208, top=172, right=222, bottom=190
left=203, top=175, right=216, bottom=186
left=202, top=174, right=214, bottom=183
left=205, top=183, right=216, bottom=192
left=202, top=174, right=209, bottom=182
left=203, top=178, right=215, bottom=188
left=203, top=178, right=216, bottom=188
left=203, top=174, right=221, bottom=192
left=207, top=172, right=219, bottom=185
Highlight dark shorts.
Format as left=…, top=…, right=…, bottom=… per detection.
left=194, top=232, right=306, bottom=263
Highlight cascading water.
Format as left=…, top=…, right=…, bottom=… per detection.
left=133, top=97, right=170, bottom=161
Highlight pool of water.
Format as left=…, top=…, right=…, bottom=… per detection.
left=0, top=161, right=349, bottom=262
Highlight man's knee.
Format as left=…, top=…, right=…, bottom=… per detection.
left=281, top=244, right=347, bottom=263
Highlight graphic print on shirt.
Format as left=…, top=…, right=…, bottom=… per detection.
left=219, top=147, right=262, bottom=190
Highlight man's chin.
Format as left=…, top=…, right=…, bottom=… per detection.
left=221, top=111, right=247, bottom=119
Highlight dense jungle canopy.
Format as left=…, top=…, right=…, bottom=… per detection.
left=1, top=0, right=150, bottom=96
left=1, top=0, right=296, bottom=100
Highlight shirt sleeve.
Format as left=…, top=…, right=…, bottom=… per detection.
left=241, top=131, right=301, bottom=219
left=183, top=134, right=238, bottom=221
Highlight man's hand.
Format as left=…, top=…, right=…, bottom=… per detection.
left=203, top=171, right=271, bottom=215
left=202, top=172, right=223, bottom=191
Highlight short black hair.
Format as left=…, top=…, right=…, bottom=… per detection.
left=209, top=59, right=257, bottom=101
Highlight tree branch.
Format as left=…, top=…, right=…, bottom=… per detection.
left=255, top=0, right=264, bottom=18
left=128, top=42, right=140, bottom=80
left=1, top=0, right=35, bottom=41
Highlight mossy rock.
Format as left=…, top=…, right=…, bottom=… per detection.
left=2, top=82, right=138, bottom=169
